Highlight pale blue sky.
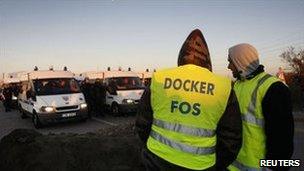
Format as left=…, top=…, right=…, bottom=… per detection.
left=1, top=0, right=304, bottom=77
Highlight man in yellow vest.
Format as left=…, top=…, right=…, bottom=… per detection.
left=136, top=29, right=243, bottom=170
left=227, top=43, right=294, bottom=170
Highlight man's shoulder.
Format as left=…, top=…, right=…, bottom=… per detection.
left=267, top=81, right=289, bottom=92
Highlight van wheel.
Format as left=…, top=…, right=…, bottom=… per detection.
left=111, top=103, right=120, bottom=116
left=32, top=112, right=42, bottom=129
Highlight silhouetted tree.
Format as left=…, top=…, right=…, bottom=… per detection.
left=280, top=46, right=304, bottom=77
left=280, top=47, right=304, bottom=109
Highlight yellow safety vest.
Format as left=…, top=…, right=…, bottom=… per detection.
left=146, top=64, right=231, bottom=170
left=228, top=72, right=280, bottom=171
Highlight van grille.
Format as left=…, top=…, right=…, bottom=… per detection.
left=56, top=105, right=78, bottom=111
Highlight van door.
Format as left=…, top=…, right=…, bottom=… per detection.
left=27, top=83, right=36, bottom=113
left=19, top=82, right=31, bottom=113
left=105, top=78, right=117, bottom=106
left=19, top=90, right=28, bottom=112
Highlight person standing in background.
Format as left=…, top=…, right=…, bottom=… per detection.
left=81, top=78, right=93, bottom=118
left=227, top=43, right=294, bottom=171
left=2, top=84, right=13, bottom=112
left=93, top=78, right=106, bottom=117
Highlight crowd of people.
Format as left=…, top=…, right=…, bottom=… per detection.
left=80, top=78, right=107, bottom=118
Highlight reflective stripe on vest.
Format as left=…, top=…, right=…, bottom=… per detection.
left=150, top=130, right=215, bottom=155
left=232, top=160, right=267, bottom=171
left=153, top=118, right=215, bottom=137
left=242, top=74, right=271, bottom=127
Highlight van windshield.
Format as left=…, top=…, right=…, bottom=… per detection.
left=33, top=78, right=81, bottom=95
left=108, top=77, right=143, bottom=90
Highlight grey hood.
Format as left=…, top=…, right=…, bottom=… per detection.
left=228, top=43, right=260, bottom=79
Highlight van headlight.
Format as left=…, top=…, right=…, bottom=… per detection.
left=122, top=99, right=134, bottom=104
left=12, top=96, right=17, bottom=100
left=80, top=103, right=87, bottom=109
left=41, top=106, right=54, bottom=113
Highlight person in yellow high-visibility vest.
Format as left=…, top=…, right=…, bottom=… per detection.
left=136, top=29, right=243, bottom=170
left=227, top=43, right=294, bottom=171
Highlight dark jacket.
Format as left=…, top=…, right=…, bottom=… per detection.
left=3, top=87, right=12, bottom=101
left=81, top=83, right=92, bottom=101
left=135, top=82, right=242, bottom=170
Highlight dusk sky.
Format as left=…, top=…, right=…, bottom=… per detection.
left=1, top=0, right=304, bottom=77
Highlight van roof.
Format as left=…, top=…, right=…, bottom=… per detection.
left=81, top=71, right=140, bottom=79
left=103, top=71, right=139, bottom=78
left=29, top=70, right=74, bottom=79
left=81, top=71, right=104, bottom=80
left=135, top=71, right=153, bottom=79
left=17, top=72, right=29, bottom=82
left=3, top=71, right=27, bottom=83
left=3, top=77, right=21, bottom=84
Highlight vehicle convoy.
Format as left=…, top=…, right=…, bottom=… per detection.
left=18, top=70, right=88, bottom=128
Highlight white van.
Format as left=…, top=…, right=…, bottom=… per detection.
left=18, top=70, right=88, bottom=128
left=103, top=71, right=144, bottom=115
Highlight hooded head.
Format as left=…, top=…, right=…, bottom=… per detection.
left=228, top=43, right=259, bottom=79
left=178, top=29, right=212, bottom=71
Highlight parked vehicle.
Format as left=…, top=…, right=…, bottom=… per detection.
left=103, top=70, right=144, bottom=115
left=18, top=70, right=88, bottom=128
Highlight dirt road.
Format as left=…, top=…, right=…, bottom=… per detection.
left=0, top=103, right=135, bottom=139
